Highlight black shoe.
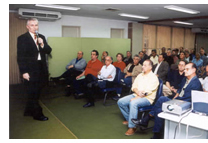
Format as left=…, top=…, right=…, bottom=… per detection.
left=112, top=95, right=120, bottom=101
left=33, top=115, right=49, bottom=121
left=83, top=102, right=94, bottom=108
left=132, top=114, right=150, bottom=127
left=65, top=87, right=71, bottom=96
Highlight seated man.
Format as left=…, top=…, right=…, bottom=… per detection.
left=199, top=63, right=208, bottom=92
left=150, top=49, right=158, bottom=66
left=152, top=54, right=169, bottom=84
left=113, top=53, right=126, bottom=72
left=175, top=51, right=188, bottom=65
left=132, top=62, right=203, bottom=139
left=50, top=51, right=87, bottom=95
left=163, top=61, right=186, bottom=97
left=117, top=60, right=159, bottom=136
left=74, top=50, right=103, bottom=99
left=123, top=51, right=133, bottom=66
left=82, top=56, right=116, bottom=107
left=122, top=55, right=142, bottom=87
left=192, top=53, right=203, bottom=68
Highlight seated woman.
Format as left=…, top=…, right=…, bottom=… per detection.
left=101, top=51, right=108, bottom=65
left=113, top=53, right=126, bottom=72
left=122, top=54, right=142, bottom=87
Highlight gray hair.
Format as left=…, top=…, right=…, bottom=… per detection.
left=134, top=54, right=141, bottom=60
left=26, top=18, right=39, bottom=25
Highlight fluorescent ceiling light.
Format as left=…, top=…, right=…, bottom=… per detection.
left=35, top=4, right=80, bottom=11
left=174, top=21, right=193, bottom=25
left=164, top=5, right=200, bottom=14
left=119, top=13, right=149, bottom=19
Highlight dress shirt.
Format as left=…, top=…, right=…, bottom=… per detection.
left=98, top=64, right=116, bottom=81
left=150, top=56, right=158, bottom=65
left=131, top=71, right=159, bottom=104
left=29, top=32, right=41, bottom=60
left=154, top=61, right=162, bottom=74
left=201, top=77, right=208, bottom=91
left=178, top=77, right=194, bottom=97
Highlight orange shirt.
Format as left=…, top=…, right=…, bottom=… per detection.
left=113, top=61, right=126, bottom=72
left=85, top=59, right=103, bottom=77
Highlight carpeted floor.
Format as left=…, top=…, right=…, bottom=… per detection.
left=9, top=83, right=154, bottom=139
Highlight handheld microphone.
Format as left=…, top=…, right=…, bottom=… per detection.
left=35, top=31, right=39, bottom=38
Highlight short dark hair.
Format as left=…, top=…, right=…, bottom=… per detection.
left=180, top=51, right=185, bottom=55
left=189, top=62, right=197, bottom=71
left=159, top=54, right=164, bottom=58
left=175, top=48, right=179, bottom=52
left=152, top=49, right=157, bottom=53
left=92, top=50, right=99, bottom=57
left=139, top=51, right=144, bottom=54
left=116, top=53, right=124, bottom=60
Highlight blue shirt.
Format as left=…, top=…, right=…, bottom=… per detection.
left=192, top=58, right=203, bottom=68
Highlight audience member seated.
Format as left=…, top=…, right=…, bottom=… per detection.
left=101, top=51, right=108, bottom=64
left=192, top=53, right=203, bottom=68
left=138, top=51, right=145, bottom=65
left=161, top=47, right=167, bottom=60
left=175, top=48, right=180, bottom=58
left=122, top=55, right=142, bottom=87
left=176, top=51, right=188, bottom=65
left=166, top=49, right=174, bottom=66
left=113, top=53, right=126, bottom=72
left=117, top=60, right=159, bottom=136
left=152, top=54, right=169, bottom=84
left=189, top=48, right=195, bottom=61
left=163, top=61, right=186, bottom=97
left=74, top=50, right=103, bottom=99
left=199, top=63, right=208, bottom=92
left=172, top=49, right=178, bottom=64
left=131, top=62, right=203, bottom=139
left=50, top=51, right=87, bottom=96
left=200, top=47, right=208, bottom=66
left=82, top=56, right=116, bottom=108
left=123, top=51, right=133, bottom=66
left=142, top=48, right=149, bottom=60
left=150, top=49, right=158, bottom=66
left=185, top=51, right=191, bottom=62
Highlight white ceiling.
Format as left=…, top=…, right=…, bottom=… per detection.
left=9, top=4, right=208, bottom=28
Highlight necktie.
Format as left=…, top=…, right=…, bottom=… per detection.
left=34, top=34, right=38, bottom=46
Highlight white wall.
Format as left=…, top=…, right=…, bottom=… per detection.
left=38, top=15, right=131, bottom=39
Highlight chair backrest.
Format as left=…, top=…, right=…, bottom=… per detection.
left=153, top=78, right=163, bottom=105
left=113, top=67, right=121, bottom=84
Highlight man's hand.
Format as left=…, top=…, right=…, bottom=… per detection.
left=37, top=37, right=44, bottom=47
left=107, top=75, right=112, bottom=79
left=76, top=75, right=81, bottom=80
left=130, top=96, right=141, bottom=102
left=68, top=65, right=73, bottom=69
left=23, top=73, right=30, bottom=81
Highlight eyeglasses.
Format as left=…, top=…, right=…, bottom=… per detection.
left=105, top=59, right=111, bottom=61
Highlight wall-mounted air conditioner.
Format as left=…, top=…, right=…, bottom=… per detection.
left=191, top=28, right=208, bottom=33
left=18, top=8, right=61, bottom=21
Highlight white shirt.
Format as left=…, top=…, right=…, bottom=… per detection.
left=29, top=32, right=41, bottom=60
left=150, top=56, right=158, bottom=65
left=200, top=77, right=208, bottom=91
left=98, top=64, right=116, bottom=81
left=154, top=61, right=162, bottom=74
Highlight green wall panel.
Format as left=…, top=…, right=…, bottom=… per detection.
left=48, top=37, right=130, bottom=77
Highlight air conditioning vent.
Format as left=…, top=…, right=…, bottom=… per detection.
left=18, top=8, right=61, bottom=21
left=192, top=28, right=208, bottom=33
left=105, top=7, right=120, bottom=12
left=22, top=12, right=34, bottom=16
left=35, top=13, right=47, bottom=17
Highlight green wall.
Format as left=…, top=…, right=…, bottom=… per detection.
left=48, top=37, right=130, bottom=77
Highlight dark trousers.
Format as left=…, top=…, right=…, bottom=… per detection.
left=24, top=61, right=47, bottom=117
left=149, top=96, right=171, bottom=133
left=55, top=68, right=82, bottom=85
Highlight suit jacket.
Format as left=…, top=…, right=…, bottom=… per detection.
left=153, top=61, right=169, bottom=84
left=124, top=63, right=142, bottom=83
left=176, top=76, right=203, bottom=102
left=17, top=32, right=52, bottom=80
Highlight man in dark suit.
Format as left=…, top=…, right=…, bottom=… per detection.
left=152, top=54, right=169, bottom=84
left=132, top=62, right=203, bottom=139
left=17, top=18, right=52, bottom=121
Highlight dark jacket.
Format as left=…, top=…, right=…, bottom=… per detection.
left=17, top=32, right=52, bottom=79
left=153, top=61, right=169, bottom=84
left=176, top=76, right=203, bottom=102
